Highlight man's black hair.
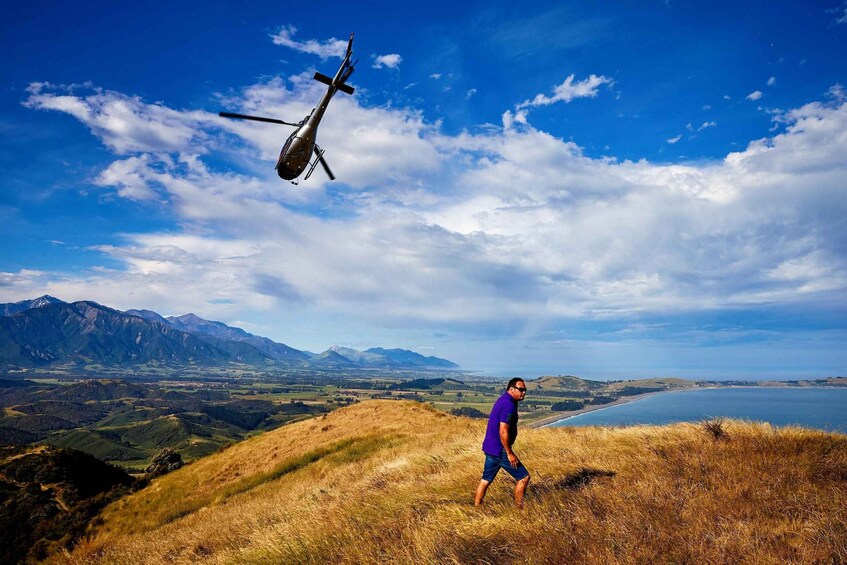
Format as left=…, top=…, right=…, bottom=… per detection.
left=507, top=377, right=525, bottom=390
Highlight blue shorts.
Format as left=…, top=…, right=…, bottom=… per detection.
left=481, top=449, right=529, bottom=482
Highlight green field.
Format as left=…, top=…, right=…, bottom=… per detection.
left=7, top=370, right=834, bottom=471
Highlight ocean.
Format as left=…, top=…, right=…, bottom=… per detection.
left=548, top=387, right=847, bottom=433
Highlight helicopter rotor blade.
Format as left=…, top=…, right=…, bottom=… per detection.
left=219, top=112, right=298, bottom=126
left=318, top=153, right=336, bottom=181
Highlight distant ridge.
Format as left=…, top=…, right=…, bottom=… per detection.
left=0, top=294, right=64, bottom=316
left=0, top=300, right=269, bottom=368
left=125, top=308, right=170, bottom=326
left=365, top=347, right=459, bottom=369
left=328, top=345, right=396, bottom=367
left=0, top=297, right=460, bottom=372
left=309, top=349, right=358, bottom=368
left=165, top=313, right=311, bottom=365
left=319, top=345, right=459, bottom=370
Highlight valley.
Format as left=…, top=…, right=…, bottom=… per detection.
left=0, top=372, right=706, bottom=473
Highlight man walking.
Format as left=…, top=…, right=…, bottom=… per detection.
left=474, top=378, right=530, bottom=508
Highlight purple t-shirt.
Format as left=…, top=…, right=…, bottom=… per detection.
left=482, top=392, right=518, bottom=456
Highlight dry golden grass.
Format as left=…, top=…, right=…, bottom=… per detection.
left=51, top=400, right=847, bottom=564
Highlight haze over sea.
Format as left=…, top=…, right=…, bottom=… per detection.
left=550, top=387, right=847, bottom=433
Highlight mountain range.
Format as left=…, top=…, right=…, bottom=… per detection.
left=0, top=296, right=459, bottom=371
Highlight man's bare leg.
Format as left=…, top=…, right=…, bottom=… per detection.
left=475, top=479, right=491, bottom=505
left=515, top=475, right=530, bottom=508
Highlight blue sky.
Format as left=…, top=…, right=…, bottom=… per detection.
left=2, top=1, right=846, bottom=379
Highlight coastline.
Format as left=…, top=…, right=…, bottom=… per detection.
left=527, top=389, right=673, bottom=428
left=526, top=384, right=847, bottom=430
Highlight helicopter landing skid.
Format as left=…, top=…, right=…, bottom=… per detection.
left=303, top=146, right=326, bottom=182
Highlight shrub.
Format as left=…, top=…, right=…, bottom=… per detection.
left=551, top=400, right=585, bottom=411
left=145, top=448, right=184, bottom=478
left=588, top=395, right=616, bottom=405
left=449, top=407, right=487, bottom=419
left=702, top=417, right=729, bottom=440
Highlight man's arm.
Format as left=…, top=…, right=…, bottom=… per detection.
left=499, top=422, right=518, bottom=468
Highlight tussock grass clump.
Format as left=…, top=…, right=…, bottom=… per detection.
left=702, top=416, right=729, bottom=440
left=51, top=401, right=847, bottom=564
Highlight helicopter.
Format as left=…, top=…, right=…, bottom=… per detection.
left=219, top=32, right=357, bottom=183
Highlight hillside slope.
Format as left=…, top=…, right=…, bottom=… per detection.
left=55, top=401, right=847, bottom=564
left=0, top=445, right=135, bottom=563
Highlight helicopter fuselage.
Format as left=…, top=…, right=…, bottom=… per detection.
left=275, top=126, right=316, bottom=180
left=274, top=89, right=333, bottom=180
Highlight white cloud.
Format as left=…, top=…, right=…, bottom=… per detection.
left=698, top=121, right=717, bottom=131
left=829, top=83, right=846, bottom=102
left=94, top=155, right=161, bottom=201
left=27, top=78, right=442, bottom=196
left=518, top=73, right=612, bottom=108
left=269, top=25, right=348, bottom=60
left=466, top=88, right=478, bottom=100
left=767, top=76, right=777, bottom=86
left=501, top=109, right=528, bottom=129
left=18, top=79, right=847, bottom=351
left=429, top=73, right=442, bottom=80
left=747, top=90, right=763, bottom=101
left=372, top=53, right=402, bottom=69
left=666, top=134, right=682, bottom=144
left=0, top=269, right=51, bottom=292
left=23, top=83, right=211, bottom=155
left=834, top=3, right=847, bottom=25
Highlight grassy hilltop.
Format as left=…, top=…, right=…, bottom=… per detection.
left=52, top=400, right=846, bottom=564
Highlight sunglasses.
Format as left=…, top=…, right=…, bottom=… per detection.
left=513, top=387, right=527, bottom=392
